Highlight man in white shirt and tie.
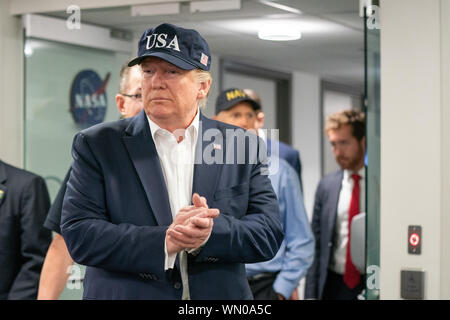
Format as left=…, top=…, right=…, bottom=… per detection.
left=305, top=109, right=366, bottom=300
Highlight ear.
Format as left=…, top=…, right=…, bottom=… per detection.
left=197, top=79, right=212, bottom=100
left=257, top=111, right=265, bottom=128
left=115, top=94, right=126, bottom=116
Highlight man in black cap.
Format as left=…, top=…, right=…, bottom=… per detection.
left=60, top=23, right=283, bottom=300
left=214, top=89, right=314, bottom=300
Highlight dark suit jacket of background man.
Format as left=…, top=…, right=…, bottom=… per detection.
left=61, top=110, right=284, bottom=300
left=266, top=139, right=303, bottom=192
left=305, top=170, right=343, bottom=299
left=0, top=160, right=52, bottom=299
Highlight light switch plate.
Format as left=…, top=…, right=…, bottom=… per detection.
left=401, top=270, right=425, bottom=299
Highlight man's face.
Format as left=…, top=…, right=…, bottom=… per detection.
left=122, top=66, right=143, bottom=118
left=215, top=102, right=257, bottom=131
left=327, top=124, right=365, bottom=171
left=141, top=57, right=207, bottom=130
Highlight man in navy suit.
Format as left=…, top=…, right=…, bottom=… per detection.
left=60, top=23, right=283, bottom=300
left=0, top=160, right=52, bottom=299
left=305, top=110, right=366, bottom=300
left=214, top=88, right=314, bottom=300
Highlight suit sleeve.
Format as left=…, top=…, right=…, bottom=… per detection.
left=43, top=169, right=71, bottom=234
left=193, top=146, right=284, bottom=264
left=8, top=176, right=51, bottom=300
left=60, top=133, right=168, bottom=279
left=304, top=181, right=324, bottom=299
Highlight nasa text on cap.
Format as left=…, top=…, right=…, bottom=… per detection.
left=128, top=23, right=211, bottom=71
left=215, top=88, right=261, bottom=115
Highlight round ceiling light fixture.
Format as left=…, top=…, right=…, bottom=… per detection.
left=258, top=24, right=301, bottom=41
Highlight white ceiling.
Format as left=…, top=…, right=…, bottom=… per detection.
left=46, top=0, right=365, bottom=91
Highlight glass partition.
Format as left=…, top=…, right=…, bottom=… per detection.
left=24, top=37, right=130, bottom=299
left=364, top=2, right=381, bottom=300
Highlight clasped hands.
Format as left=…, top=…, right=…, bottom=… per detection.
left=165, top=193, right=220, bottom=255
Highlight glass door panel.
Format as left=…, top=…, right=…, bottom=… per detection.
left=24, top=37, right=130, bottom=299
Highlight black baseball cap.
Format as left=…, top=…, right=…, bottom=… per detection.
left=128, top=23, right=211, bottom=71
left=215, top=88, right=261, bottom=115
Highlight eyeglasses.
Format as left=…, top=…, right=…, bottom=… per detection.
left=121, top=93, right=142, bottom=100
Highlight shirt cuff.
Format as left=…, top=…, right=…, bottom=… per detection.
left=273, top=275, right=300, bottom=299
left=164, top=241, right=177, bottom=270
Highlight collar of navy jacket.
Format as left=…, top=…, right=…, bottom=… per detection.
left=121, top=109, right=223, bottom=227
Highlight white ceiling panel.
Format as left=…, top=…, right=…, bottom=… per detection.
left=44, top=0, right=364, bottom=90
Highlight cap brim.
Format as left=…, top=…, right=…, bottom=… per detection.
left=216, top=98, right=261, bottom=115
left=226, top=98, right=261, bottom=111
left=128, top=52, right=197, bottom=70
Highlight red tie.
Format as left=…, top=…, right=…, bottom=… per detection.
left=343, top=173, right=361, bottom=289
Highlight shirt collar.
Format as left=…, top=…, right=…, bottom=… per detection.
left=344, top=166, right=365, bottom=181
left=257, top=128, right=267, bottom=144
left=147, top=108, right=200, bottom=143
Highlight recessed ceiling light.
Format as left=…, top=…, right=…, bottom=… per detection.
left=258, top=25, right=301, bottom=41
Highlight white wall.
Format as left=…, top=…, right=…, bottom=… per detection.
left=291, top=71, right=321, bottom=219
left=0, top=0, right=24, bottom=167
left=203, top=54, right=220, bottom=119
left=380, top=0, right=450, bottom=299
left=440, top=0, right=450, bottom=300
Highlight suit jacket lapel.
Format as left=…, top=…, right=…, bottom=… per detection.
left=192, top=113, right=223, bottom=206
left=122, top=110, right=172, bottom=226
left=0, top=161, right=7, bottom=208
left=327, top=170, right=344, bottom=238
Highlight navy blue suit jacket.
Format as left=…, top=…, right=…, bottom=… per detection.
left=266, top=139, right=302, bottom=192
left=304, top=170, right=343, bottom=299
left=60, top=110, right=283, bottom=300
left=0, top=160, right=51, bottom=299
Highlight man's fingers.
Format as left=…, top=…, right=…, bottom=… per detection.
left=175, top=208, right=208, bottom=223
left=168, top=227, right=208, bottom=247
left=189, top=217, right=212, bottom=229
left=167, top=233, right=195, bottom=249
left=192, top=193, right=203, bottom=208
left=178, top=205, right=195, bottom=214
left=173, top=224, right=210, bottom=239
left=192, top=193, right=208, bottom=208
left=178, top=208, right=219, bottom=225
left=194, top=208, right=219, bottom=220
left=201, top=196, right=208, bottom=208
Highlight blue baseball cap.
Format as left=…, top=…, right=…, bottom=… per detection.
left=128, top=23, right=211, bottom=71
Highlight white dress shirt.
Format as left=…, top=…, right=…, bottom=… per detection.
left=147, top=110, right=199, bottom=300
left=329, top=167, right=365, bottom=275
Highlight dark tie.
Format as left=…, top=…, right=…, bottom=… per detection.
left=343, top=173, right=361, bottom=289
